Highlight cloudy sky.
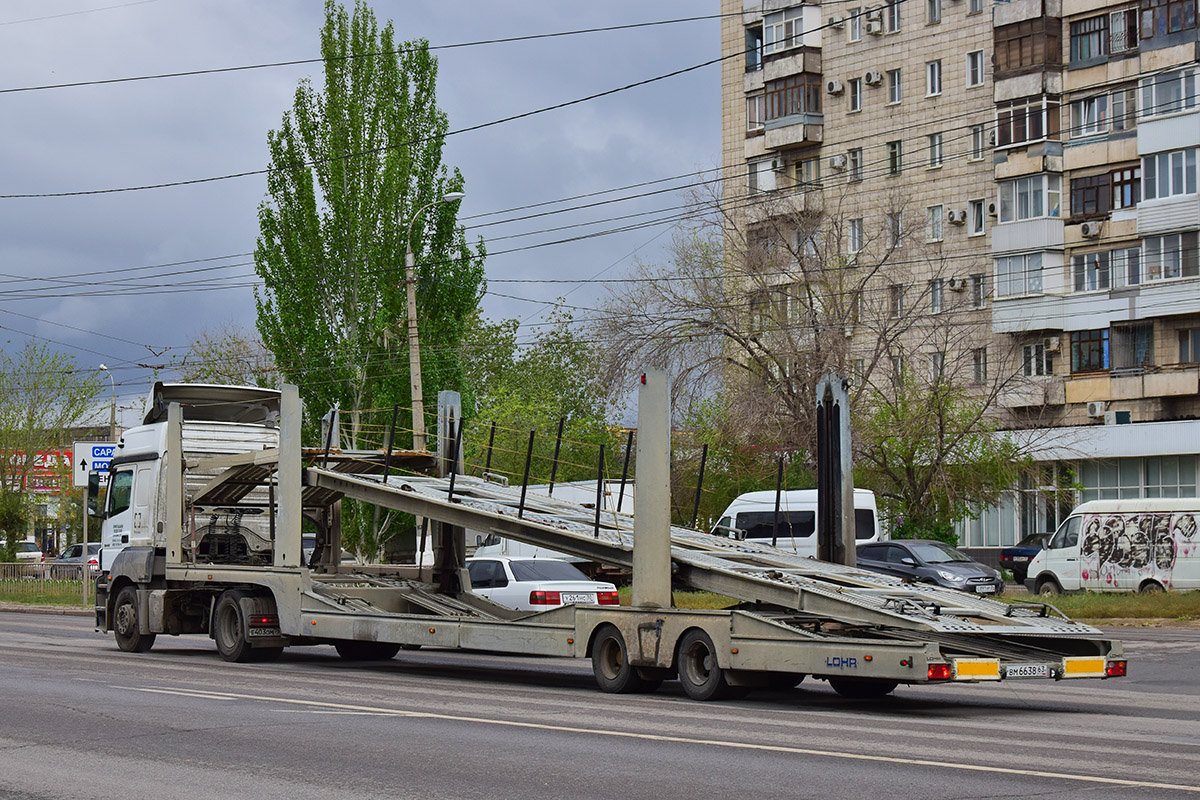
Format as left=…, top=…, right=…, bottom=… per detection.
left=0, top=0, right=720, bottom=425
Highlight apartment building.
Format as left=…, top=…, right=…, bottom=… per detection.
left=720, top=0, right=1200, bottom=558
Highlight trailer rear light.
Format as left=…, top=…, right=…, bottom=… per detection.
left=529, top=591, right=561, bottom=605
left=251, top=615, right=278, bottom=626
left=597, top=591, right=619, bottom=606
left=1106, top=660, right=1127, bottom=678
left=927, top=663, right=952, bottom=681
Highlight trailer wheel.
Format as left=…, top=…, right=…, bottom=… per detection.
left=677, top=629, right=731, bottom=701
left=214, top=591, right=255, bottom=663
left=113, top=586, right=155, bottom=653
left=829, top=678, right=898, bottom=699
left=591, top=625, right=648, bottom=693
left=334, top=641, right=402, bottom=661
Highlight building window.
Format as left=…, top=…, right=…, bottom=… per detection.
left=1139, top=68, right=1198, bottom=119
left=748, top=159, right=778, bottom=194
left=886, top=0, right=902, bottom=32
left=746, top=25, right=763, bottom=71
left=849, top=77, right=863, bottom=112
left=927, top=0, right=942, bottom=24
left=746, top=93, right=764, bottom=132
left=1144, top=456, right=1199, bottom=498
left=969, top=0, right=984, bottom=13
left=886, top=211, right=903, bottom=247
left=1143, top=148, right=1198, bottom=200
left=1071, top=173, right=1110, bottom=217
left=850, top=289, right=863, bottom=323
left=969, top=198, right=986, bottom=235
left=995, top=252, right=1043, bottom=297
left=930, top=351, right=945, bottom=381
left=927, top=204, right=944, bottom=241
left=1141, top=0, right=1199, bottom=39
left=1144, top=232, right=1200, bottom=280
left=973, top=348, right=988, bottom=383
left=971, top=273, right=986, bottom=308
left=797, top=156, right=821, bottom=187
left=996, top=96, right=1061, bottom=148
left=1112, top=167, right=1141, bottom=209
left=1070, top=15, right=1109, bottom=63
left=966, top=50, right=986, bottom=87
left=1112, top=323, right=1154, bottom=370
left=1110, top=86, right=1137, bottom=131
left=969, top=124, right=987, bottom=160
left=998, top=174, right=1062, bottom=222
left=995, top=18, right=1062, bottom=75
left=926, top=60, right=942, bottom=96
left=887, top=140, right=903, bottom=174
left=887, top=68, right=902, bottom=104
left=890, top=355, right=905, bottom=383
left=1023, top=342, right=1054, bottom=376
left=1070, top=87, right=1137, bottom=138
left=1071, top=328, right=1111, bottom=373
left=1180, top=328, right=1200, bottom=362
left=889, top=284, right=905, bottom=317
left=848, top=218, right=865, bottom=253
left=763, top=7, right=805, bottom=55
left=848, top=148, right=863, bottom=182
left=1109, top=6, right=1140, bottom=50
left=930, top=278, right=944, bottom=313
left=1074, top=247, right=1142, bottom=290
left=848, top=6, right=863, bottom=41
left=765, top=75, right=822, bottom=120
left=927, top=133, right=943, bottom=168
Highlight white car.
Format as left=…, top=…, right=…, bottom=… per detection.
left=13, top=542, right=43, bottom=563
left=466, top=556, right=618, bottom=611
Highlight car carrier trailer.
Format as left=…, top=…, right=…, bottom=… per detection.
left=95, top=376, right=1126, bottom=700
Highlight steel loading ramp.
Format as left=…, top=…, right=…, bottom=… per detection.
left=305, top=468, right=1112, bottom=651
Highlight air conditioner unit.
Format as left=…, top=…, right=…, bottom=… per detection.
left=864, top=70, right=883, bottom=86
left=947, top=209, right=966, bottom=225
left=1044, top=336, right=1061, bottom=353
left=827, top=78, right=845, bottom=95
left=829, top=15, right=845, bottom=28
left=866, top=19, right=884, bottom=34
left=987, top=201, right=999, bottom=217
left=770, top=156, right=786, bottom=173
left=987, top=130, right=996, bottom=145
left=830, top=154, right=848, bottom=170
left=947, top=277, right=967, bottom=291
left=1086, top=401, right=1106, bottom=418
left=1080, top=221, right=1102, bottom=238
left=865, top=8, right=883, bottom=22
left=1104, top=410, right=1132, bottom=425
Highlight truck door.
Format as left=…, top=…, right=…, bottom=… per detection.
left=101, top=467, right=134, bottom=569
left=1043, top=516, right=1082, bottom=591
left=130, top=463, right=154, bottom=546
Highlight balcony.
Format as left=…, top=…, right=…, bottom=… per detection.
left=744, top=185, right=824, bottom=225
left=999, top=379, right=1066, bottom=408
left=1064, top=368, right=1200, bottom=403
left=764, top=115, right=823, bottom=150
left=993, top=277, right=1200, bottom=333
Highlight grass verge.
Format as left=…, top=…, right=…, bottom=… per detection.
left=1008, top=590, right=1200, bottom=622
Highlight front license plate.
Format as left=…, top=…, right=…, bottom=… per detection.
left=976, top=585, right=997, bottom=594
left=560, top=593, right=595, bottom=604
left=1006, top=663, right=1050, bottom=679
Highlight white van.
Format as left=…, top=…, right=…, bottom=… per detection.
left=1026, top=499, right=1199, bottom=594
left=711, top=489, right=882, bottom=557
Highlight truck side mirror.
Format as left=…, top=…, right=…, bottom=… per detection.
left=87, top=473, right=101, bottom=517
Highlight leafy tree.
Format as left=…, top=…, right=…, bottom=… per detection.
left=177, top=323, right=277, bottom=387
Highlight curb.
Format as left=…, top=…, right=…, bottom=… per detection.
left=0, top=603, right=92, bottom=617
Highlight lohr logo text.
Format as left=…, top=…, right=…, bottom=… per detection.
left=826, top=656, right=858, bottom=669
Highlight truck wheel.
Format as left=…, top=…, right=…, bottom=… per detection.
left=591, top=625, right=648, bottom=693
left=334, top=641, right=402, bottom=661
left=214, top=591, right=256, bottom=663
left=1036, top=578, right=1062, bottom=596
left=113, top=586, right=155, bottom=653
left=677, top=629, right=731, bottom=701
left=829, top=678, right=898, bottom=699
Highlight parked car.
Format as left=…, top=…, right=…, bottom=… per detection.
left=999, top=533, right=1050, bottom=583
left=13, top=542, right=43, bottom=563
left=466, top=556, right=619, bottom=611
left=51, top=543, right=101, bottom=577
left=856, top=539, right=1004, bottom=595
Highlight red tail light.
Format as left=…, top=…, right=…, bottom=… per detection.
left=251, top=615, right=278, bottom=626
left=1106, top=660, right=1127, bottom=678
left=928, top=663, right=952, bottom=681
left=529, top=591, right=562, bottom=605
left=597, top=591, right=619, bottom=606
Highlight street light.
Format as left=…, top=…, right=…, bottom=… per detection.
left=404, top=191, right=465, bottom=452
left=98, top=364, right=116, bottom=441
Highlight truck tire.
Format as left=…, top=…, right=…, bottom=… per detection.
left=829, top=678, right=898, bottom=699
left=1036, top=577, right=1062, bottom=596
left=591, top=625, right=649, bottom=693
left=676, top=628, right=732, bottom=701
left=113, top=586, right=155, bottom=653
left=214, top=591, right=256, bottom=663
left=1138, top=580, right=1166, bottom=594
left=334, top=641, right=402, bottom=661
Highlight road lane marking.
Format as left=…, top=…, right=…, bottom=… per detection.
left=126, top=686, right=1200, bottom=793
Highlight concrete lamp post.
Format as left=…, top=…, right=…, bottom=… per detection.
left=98, top=364, right=116, bottom=441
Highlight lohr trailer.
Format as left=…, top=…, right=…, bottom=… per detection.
left=95, top=376, right=1127, bottom=700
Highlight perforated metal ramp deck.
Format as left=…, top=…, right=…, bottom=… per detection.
left=305, top=468, right=1107, bottom=651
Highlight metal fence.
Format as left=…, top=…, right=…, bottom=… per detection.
left=0, top=562, right=94, bottom=605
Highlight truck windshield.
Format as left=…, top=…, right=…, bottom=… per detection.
left=509, top=560, right=590, bottom=582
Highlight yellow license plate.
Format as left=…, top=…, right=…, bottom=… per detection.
left=954, top=659, right=1001, bottom=680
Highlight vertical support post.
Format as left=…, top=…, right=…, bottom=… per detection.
left=484, top=421, right=497, bottom=476
left=593, top=444, right=605, bottom=538
left=165, top=402, right=183, bottom=565
left=321, top=406, right=338, bottom=469
left=517, top=430, right=535, bottom=519
left=690, top=443, right=708, bottom=529
left=772, top=456, right=784, bottom=548
left=617, top=430, right=633, bottom=512
left=380, top=404, right=399, bottom=484
left=446, top=416, right=463, bottom=502
left=548, top=417, right=565, bottom=496
left=81, top=488, right=87, bottom=605
left=816, top=371, right=856, bottom=566
left=435, top=391, right=465, bottom=594
left=632, top=369, right=672, bottom=609
left=275, top=384, right=303, bottom=569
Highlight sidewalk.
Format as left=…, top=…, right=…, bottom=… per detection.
left=0, top=603, right=91, bottom=617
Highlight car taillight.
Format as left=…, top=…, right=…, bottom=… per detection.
left=529, top=591, right=562, bottom=605
left=928, top=663, right=952, bottom=681
left=1106, top=660, right=1127, bottom=678
left=597, top=591, right=619, bottom=606
left=250, top=615, right=278, bottom=626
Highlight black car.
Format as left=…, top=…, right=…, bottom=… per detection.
left=998, top=533, right=1050, bottom=583
left=856, top=539, right=1004, bottom=595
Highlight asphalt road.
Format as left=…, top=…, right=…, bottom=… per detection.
left=2, top=610, right=1198, bottom=799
